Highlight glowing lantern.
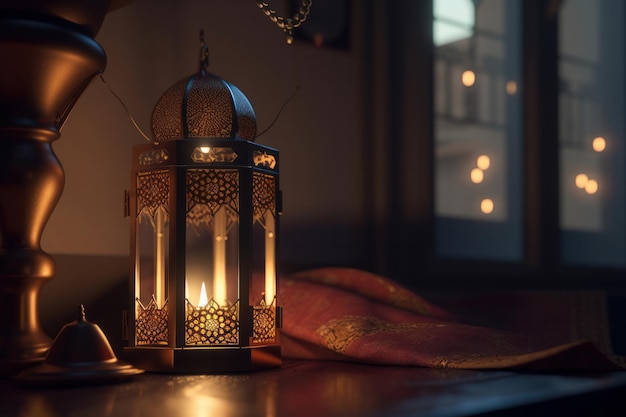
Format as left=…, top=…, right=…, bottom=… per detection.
left=124, top=35, right=282, bottom=373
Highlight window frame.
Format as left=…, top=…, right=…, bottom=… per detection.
left=359, top=0, right=626, bottom=291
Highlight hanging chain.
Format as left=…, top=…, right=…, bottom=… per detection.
left=257, top=0, right=312, bottom=44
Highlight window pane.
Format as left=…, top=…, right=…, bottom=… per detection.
left=434, top=0, right=523, bottom=261
left=559, top=0, right=626, bottom=268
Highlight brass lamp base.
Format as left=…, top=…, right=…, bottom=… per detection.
left=0, top=13, right=107, bottom=375
left=123, top=345, right=281, bottom=374
left=0, top=0, right=135, bottom=374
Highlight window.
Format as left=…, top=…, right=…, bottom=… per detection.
left=358, top=1, right=625, bottom=284
left=559, top=0, right=626, bottom=268
left=434, top=0, right=523, bottom=261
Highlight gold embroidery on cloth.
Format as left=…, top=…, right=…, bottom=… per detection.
left=317, top=315, right=446, bottom=353
left=430, top=331, right=527, bottom=368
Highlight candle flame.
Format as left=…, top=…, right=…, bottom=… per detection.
left=199, top=281, right=208, bottom=307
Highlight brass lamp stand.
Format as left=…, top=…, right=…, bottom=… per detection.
left=0, top=0, right=132, bottom=375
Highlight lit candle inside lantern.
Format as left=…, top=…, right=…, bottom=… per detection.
left=264, top=212, right=276, bottom=304
left=155, top=208, right=166, bottom=308
left=213, top=207, right=227, bottom=305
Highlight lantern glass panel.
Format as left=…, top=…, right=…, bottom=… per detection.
left=185, top=205, right=240, bottom=308
left=251, top=216, right=275, bottom=305
left=134, top=170, right=170, bottom=346
left=251, top=172, right=278, bottom=305
left=251, top=172, right=278, bottom=344
left=136, top=208, right=170, bottom=309
left=185, top=168, right=240, bottom=346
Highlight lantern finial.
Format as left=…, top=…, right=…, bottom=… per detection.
left=77, top=304, right=86, bottom=323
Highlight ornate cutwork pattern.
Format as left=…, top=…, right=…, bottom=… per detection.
left=137, top=170, right=170, bottom=220
left=253, top=298, right=276, bottom=343
left=186, top=169, right=239, bottom=227
left=139, top=149, right=170, bottom=166
left=185, top=299, right=239, bottom=345
left=151, top=73, right=257, bottom=141
left=228, top=81, right=257, bottom=140
left=191, top=146, right=238, bottom=163
left=317, top=316, right=447, bottom=354
left=253, top=151, right=277, bottom=169
left=151, top=78, right=186, bottom=141
left=136, top=297, right=169, bottom=345
left=252, top=172, right=276, bottom=225
left=186, top=76, right=234, bottom=138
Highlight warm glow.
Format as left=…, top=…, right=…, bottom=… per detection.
left=470, top=168, right=484, bottom=183
left=155, top=209, right=166, bottom=308
left=461, top=70, right=476, bottom=87
left=265, top=212, right=276, bottom=304
left=585, top=179, right=599, bottom=194
left=480, top=199, right=494, bottom=214
left=200, top=146, right=210, bottom=154
left=213, top=208, right=227, bottom=305
left=575, top=173, right=588, bottom=189
left=476, top=154, right=490, bottom=170
left=198, top=281, right=208, bottom=307
left=592, top=136, right=606, bottom=152
left=506, top=80, right=517, bottom=95
left=181, top=386, right=234, bottom=417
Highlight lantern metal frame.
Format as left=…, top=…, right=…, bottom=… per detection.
left=124, top=137, right=282, bottom=373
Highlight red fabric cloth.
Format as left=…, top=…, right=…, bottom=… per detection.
left=278, top=267, right=625, bottom=370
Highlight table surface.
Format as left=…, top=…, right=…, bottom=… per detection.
left=2, top=360, right=626, bottom=417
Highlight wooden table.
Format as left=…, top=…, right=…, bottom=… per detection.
left=2, top=360, right=626, bottom=417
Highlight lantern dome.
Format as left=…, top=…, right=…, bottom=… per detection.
left=151, top=70, right=257, bottom=142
